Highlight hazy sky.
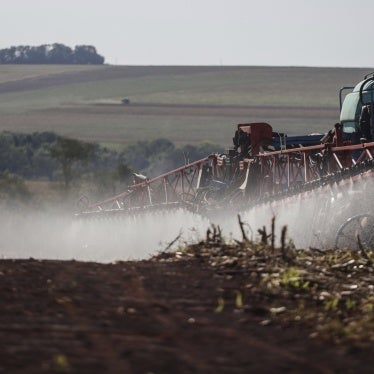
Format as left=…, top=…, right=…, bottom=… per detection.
left=1, top=0, right=373, bottom=67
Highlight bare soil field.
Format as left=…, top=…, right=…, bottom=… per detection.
left=1, top=237, right=373, bottom=373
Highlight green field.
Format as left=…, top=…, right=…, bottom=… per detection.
left=0, top=65, right=370, bottom=147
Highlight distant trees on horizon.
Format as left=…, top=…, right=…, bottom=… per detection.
left=0, top=43, right=105, bottom=64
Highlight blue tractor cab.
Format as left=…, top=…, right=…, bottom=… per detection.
left=340, top=73, right=374, bottom=143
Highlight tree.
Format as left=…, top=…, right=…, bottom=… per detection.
left=0, top=172, right=30, bottom=207
left=26, top=45, right=47, bottom=64
left=49, top=137, right=94, bottom=188
left=46, top=43, right=73, bottom=64
left=116, top=163, right=133, bottom=183
left=73, top=45, right=104, bottom=64
left=0, top=44, right=105, bottom=64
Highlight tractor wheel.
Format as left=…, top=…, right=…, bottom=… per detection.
left=334, top=213, right=374, bottom=250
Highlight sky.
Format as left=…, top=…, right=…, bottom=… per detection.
left=1, top=0, right=373, bottom=67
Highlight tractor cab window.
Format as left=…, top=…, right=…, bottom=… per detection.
left=342, top=122, right=356, bottom=134
left=340, top=92, right=361, bottom=133
left=341, top=80, right=374, bottom=135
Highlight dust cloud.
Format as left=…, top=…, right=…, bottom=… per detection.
left=0, top=208, right=209, bottom=263
left=0, top=176, right=372, bottom=262
left=213, top=175, right=374, bottom=250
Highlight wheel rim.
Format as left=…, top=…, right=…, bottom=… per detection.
left=335, top=214, right=374, bottom=250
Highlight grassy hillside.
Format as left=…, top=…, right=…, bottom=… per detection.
left=0, top=65, right=370, bottom=147
left=0, top=65, right=101, bottom=84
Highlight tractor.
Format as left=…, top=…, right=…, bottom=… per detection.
left=77, top=73, right=374, bottom=250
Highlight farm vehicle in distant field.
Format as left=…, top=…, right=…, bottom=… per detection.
left=77, top=73, right=374, bottom=249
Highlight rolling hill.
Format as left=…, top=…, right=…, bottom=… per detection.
left=0, top=65, right=370, bottom=147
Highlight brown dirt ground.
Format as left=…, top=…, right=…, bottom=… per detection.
left=0, top=256, right=373, bottom=374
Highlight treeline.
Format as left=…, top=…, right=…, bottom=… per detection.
left=0, top=44, right=104, bottom=64
left=0, top=131, right=221, bottom=200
